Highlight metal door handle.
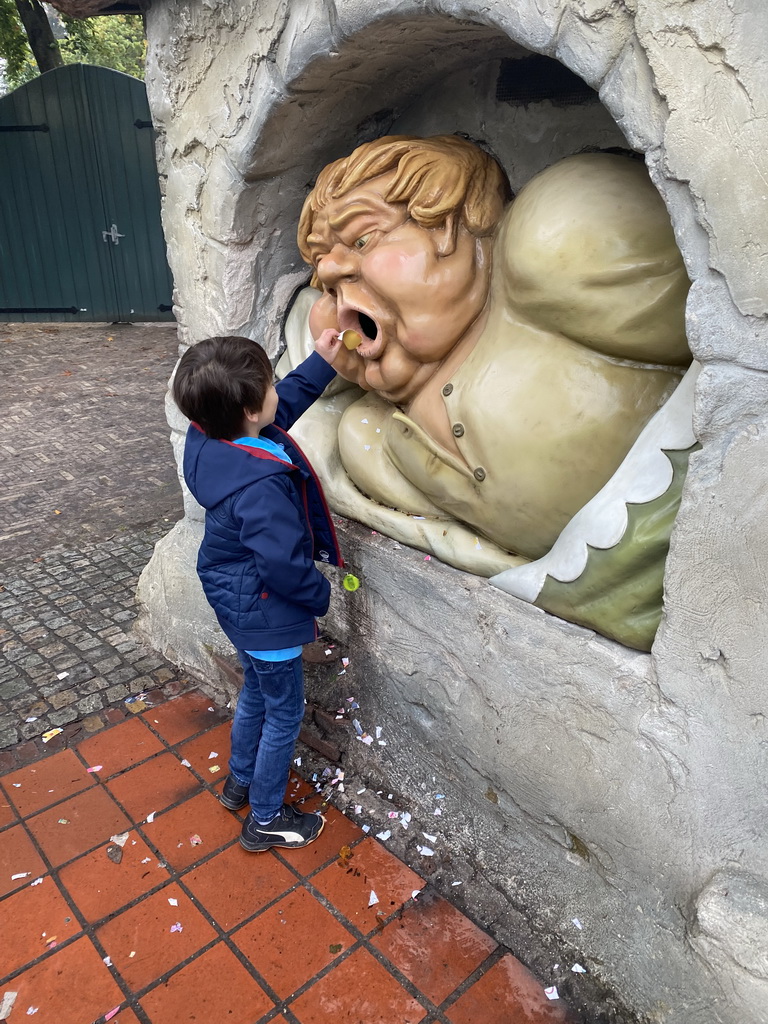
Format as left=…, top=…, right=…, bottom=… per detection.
left=102, top=224, right=125, bottom=245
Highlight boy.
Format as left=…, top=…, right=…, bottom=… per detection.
left=172, top=328, right=343, bottom=851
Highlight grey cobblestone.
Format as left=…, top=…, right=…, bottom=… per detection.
left=0, top=322, right=193, bottom=749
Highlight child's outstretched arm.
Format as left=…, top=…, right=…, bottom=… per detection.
left=274, top=329, right=342, bottom=431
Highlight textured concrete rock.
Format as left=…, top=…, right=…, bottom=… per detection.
left=137, top=1, right=768, bottom=1021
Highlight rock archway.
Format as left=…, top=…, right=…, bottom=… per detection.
left=124, top=2, right=768, bottom=1021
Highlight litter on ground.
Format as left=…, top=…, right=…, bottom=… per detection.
left=544, top=986, right=560, bottom=1000
left=0, top=992, right=18, bottom=1021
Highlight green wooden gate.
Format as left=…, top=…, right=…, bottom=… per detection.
left=0, top=64, right=174, bottom=323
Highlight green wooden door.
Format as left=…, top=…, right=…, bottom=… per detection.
left=0, top=64, right=174, bottom=323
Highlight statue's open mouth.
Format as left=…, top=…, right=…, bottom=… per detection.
left=340, top=307, right=382, bottom=356
left=357, top=311, right=378, bottom=341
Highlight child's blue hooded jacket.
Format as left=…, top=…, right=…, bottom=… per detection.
left=182, top=352, right=343, bottom=651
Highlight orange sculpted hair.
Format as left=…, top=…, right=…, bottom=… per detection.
left=297, top=135, right=511, bottom=285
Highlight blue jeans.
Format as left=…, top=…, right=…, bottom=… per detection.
left=229, top=650, right=305, bottom=820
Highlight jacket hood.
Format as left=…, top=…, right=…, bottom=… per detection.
left=183, top=424, right=297, bottom=510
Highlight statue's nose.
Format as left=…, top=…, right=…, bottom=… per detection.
left=316, top=244, right=357, bottom=289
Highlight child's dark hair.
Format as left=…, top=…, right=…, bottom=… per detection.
left=172, top=336, right=273, bottom=440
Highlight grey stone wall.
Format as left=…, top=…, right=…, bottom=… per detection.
left=137, top=2, right=768, bottom=1020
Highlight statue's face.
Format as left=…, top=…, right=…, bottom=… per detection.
left=306, top=173, right=491, bottom=404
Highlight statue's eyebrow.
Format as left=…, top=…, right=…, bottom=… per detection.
left=328, top=202, right=379, bottom=233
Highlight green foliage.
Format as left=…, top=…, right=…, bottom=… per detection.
left=59, top=14, right=146, bottom=79
left=0, top=4, right=146, bottom=92
left=0, top=0, right=31, bottom=87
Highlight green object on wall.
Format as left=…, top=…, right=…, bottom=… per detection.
left=535, top=446, right=698, bottom=651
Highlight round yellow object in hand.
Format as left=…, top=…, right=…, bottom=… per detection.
left=339, top=330, right=363, bottom=350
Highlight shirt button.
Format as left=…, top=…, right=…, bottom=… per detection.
left=474, top=467, right=486, bottom=481
left=452, top=423, right=464, bottom=437
left=442, top=383, right=454, bottom=396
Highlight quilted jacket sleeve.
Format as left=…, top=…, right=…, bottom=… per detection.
left=233, top=475, right=331, bottom=617
left=274, top=352, right=337, bottom=431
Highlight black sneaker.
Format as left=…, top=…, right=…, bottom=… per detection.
left=219, top=775, right=249, bottom=811
left=240, top=804, right=325, bottom=852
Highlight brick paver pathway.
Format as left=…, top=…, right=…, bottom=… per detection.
left=0, top=322, right=186, bottom=749
left=0, top=690, right=572, bottom=1024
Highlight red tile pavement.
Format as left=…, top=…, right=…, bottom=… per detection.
left=176, top=719, right=233, bottom=775
left=183, top=843, right=296, bottom=931
left=147, top=790, right=237, bottom=872
left=58, top=829, right=170, bottom=923
left=231, top=885, right=356, bottom=999
left=77, top=716, right=165, bottom=778
left=96, top=882, right=218, bottom=991
left=289, top=946, right=425, bottom=1024
left=0, top=823, right=47, bottom=898
left=142, top=690, right=221, bottom=745
left=26, top=785, right=132, bottom=867
left=104, top=750, right=200, bottom=821
left=139, top=941, right=274, bottom=1023
left=0, top=689, right=575, bottom=1023
left=0, top=875, right=82, bottom=977
left=445, top=953, right=572, bottom=1023
left=371, top=892, right=498, bottom=1005
left=312, top=836, right=424, bottom=935
left=1, top=936, right=125, bottom=1024
left=0, top=790, right=18, bottom=828
left=1, top=748, right=95, bottom=817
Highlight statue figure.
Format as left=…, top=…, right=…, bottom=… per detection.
left=277, top=135, right=697, bottom=650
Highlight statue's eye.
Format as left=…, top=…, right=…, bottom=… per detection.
left=354, top=234, right=370, bottom=250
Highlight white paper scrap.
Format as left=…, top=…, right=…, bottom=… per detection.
left=56, top=672, right=69, bottom=680
left=422, top=833, right=437, bottom=843
left=544, top=986, right=560, bottom=1000
left=103, top=956, right=112, bottom=966
left=26, top=1008, right=38, bottom=1016
left=168, top=897, right=178, bottom=906
left=572, top=963, right=587, bottom=974
left=368, top=890, right=379, bottom=907
left=376, top=830, right=391, bottom=841
left=181, top=759, right=191, bottom=767
left=110, top=833, right=129, bottom=847
left=0, top=992, right=18, bottom=1020
left=146, top=811, right=156, bottom=823
left=417, top=845, right=435, bottom=857
left=30, top=878, right=43, bottom=887
left=572, top=917, right=583, bottom=930
left=208, top=752, right=218, bottom=759
left=11, top=873, right=30, bottom=881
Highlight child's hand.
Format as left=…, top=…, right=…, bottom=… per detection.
left=314, top=327, right=343, bottom=365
